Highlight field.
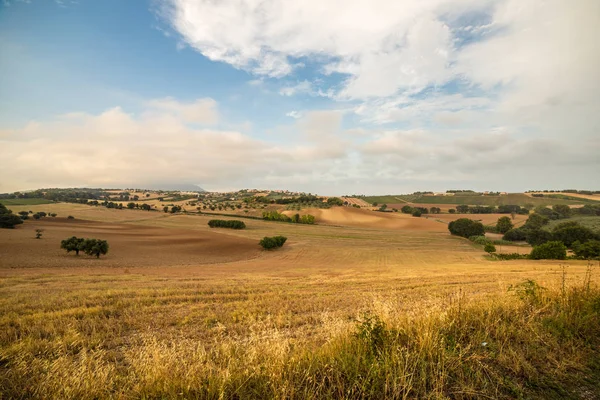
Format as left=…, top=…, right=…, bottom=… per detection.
left=1, top=203, right=599, bottom=398
left=361, top=193, right=600, bottom=207
left=0, top=198, right=55, bottom=205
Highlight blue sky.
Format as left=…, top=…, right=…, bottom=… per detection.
left=1, top=0, right=598, bottom=194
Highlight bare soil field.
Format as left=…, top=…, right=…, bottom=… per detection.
left=341, top=197, right=372, bottom=207
left=0, top=218, right=261, bottom=269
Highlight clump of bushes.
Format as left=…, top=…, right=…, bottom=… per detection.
left=0, top=203, right=23, bottom=229
left=208, top=219, right=246, bottom=229
left=493, top=253, right=528, bottom=260
left=263, top=211, right=315, bottom=224
left=529, top=241, right=567, bottom=260
left=448, top=218, right=485, bottom=238
left=259, top=235, right=287, bottom=249
left=60, top=236, right=109, bottom=258
left=469, top=235, right=492, bottom=246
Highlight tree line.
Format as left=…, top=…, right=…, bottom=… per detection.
left=60, top=236, right=109, bottom=258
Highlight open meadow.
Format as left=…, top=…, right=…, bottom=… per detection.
left=1, top=203, right=599, bottom=398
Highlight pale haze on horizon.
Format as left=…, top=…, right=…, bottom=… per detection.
left=1, top=0, right=598, bottom=195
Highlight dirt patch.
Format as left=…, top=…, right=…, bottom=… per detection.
left=0, top=218, right=261, bottom=269
left=287, top=207, right=449, bottom=232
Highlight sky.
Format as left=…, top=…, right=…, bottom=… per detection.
left=0, top=0, right=598, bottom=195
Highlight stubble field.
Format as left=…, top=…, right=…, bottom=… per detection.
left=1, top=203, right=598, bottom=398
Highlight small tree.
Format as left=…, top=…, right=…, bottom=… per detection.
left=412, top=210, right=422, bottom=217
left=484, top=243, right=496, bottom=254
left=448, top=218, right=485, bottom=238
left=0, top=204, right=24, bottom=229
left=530, top=241, right=567, bottom=260
left=572, top=240, right=600, bottom=260
left=448, top=209, right=456, bottom=214
left=35, top=229, right=43, bottom=239
left=61, top=236, right=85, bottom=255
left=18, top=211, right=29, bottom=220
left=82, top=239, right=109, bottom=258
left=496, top=216, right=513, bottom=234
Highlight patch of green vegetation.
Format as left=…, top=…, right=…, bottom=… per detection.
left=546, top=216, right=600, bottom=233
left=0, top=198, right=55, bottom=205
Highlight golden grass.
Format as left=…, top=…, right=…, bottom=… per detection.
left=1, top=203, right=599, bottom=398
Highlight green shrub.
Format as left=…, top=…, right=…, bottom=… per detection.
left=469, top=235, right=492, bottom=245
left=411, top=210, right=422, bottom=217
left=503, top=228, right=527, bottom=241
left=552, top=222, right=598, bottom=248
left=493, top=253, right=528, bottom=260
left=259, top=235, right=287, bottom=250
left=484, top=243, right=496, bottom=254
left=82, top=239, right=109, bottom=258
left=530, top=241, right=567, bottom=260
left=0, top=203, right=23, bottom=229
left=525, top=229, right=554, bottom=246
left=496, top=216, right=513, bottom=234
left=208, top=219, right=246, bottom=229
left=448, top=218, right=485, bottom=238
left=572, top=240, right=600, bottom=259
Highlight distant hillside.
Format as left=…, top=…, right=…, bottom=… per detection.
left=136, top=184, right=206, bottom=192
left=361, top=193, right=600, bottom=206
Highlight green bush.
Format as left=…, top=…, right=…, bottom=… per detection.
left=82, top=239, right=109, bottom=258
left=530, top=241, right=567, bottom=260
left=484, top=243, right=496, bottom=254
left=525, top=229, right=554, bottom=246
left=493, top=253, right=528, bottom=260
left=259, top=235, right=287, bottom=250
left=551, top=222, right=598, bottom=248
left=208, top=219, right=246, bottom=229
left=411, top=210, right=422, bottom=217
left=496, top=216, right=513, bottom=234
left=503, top=228, right=527, bottom=241
left=572, top=240, right=600, bottom=259
left=469, top=235, right=492, bottom=245
left=448, top=218, right=485, bottom=238
left=0, top=203, right=23, bottom=229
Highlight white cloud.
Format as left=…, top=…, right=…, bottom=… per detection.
left=286, top=111, right=301, bottom=119
left=145, top=97, right=219, bottom=125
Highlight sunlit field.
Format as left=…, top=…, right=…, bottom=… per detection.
left=1, top=203, right=599, bottom=398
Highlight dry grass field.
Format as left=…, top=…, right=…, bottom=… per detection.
left=1, top=203, right=599, bottom=398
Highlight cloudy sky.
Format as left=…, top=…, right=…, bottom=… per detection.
left=1, top=0, right=598, bottom=194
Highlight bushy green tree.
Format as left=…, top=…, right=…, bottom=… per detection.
left=60, top=236, right=85, bottom=255
left=456, top=205, right=469, bottom=213
left=401, top=205, right=413, bottom=214
left=552, top=204, right=571, bottom=218
left=525, top=229, right=554, bottom=246
left=82, top=239, right=109, bottom=258
left=552, top=222, right=598, bottom=248
left=448, top=218, right=485, bottom=238
left=530, top=241, right=567, bottom=260
left=208, top=220, right=246, bottom=229
left=0, top=203, right=23, bottom=229
left=412, top=210, right=422, bottom=217
left=496, top=216, right=513, bottom=234
left=572, top=240, right=600, bottom=259
left=259, top=235, right=287, bottom=249
left=503, top=228, right=527, bottom=241
left=484, top=243, right=496, bottom=254
left=524, top=213, right=549, bottom=230
left=326, top=197, right=344, bottom=206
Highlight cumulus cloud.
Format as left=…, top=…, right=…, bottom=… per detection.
left=0, top=99, right=348, bottom=192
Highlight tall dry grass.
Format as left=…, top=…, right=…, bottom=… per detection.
left=1, top=264, right=599, bottom=399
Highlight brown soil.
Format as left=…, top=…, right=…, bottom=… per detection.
left=0, top=218, right=261, bottom=269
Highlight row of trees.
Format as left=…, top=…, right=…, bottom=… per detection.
left=259, top=236, right=287, bottom=249
left=207, top=220, right=246, bottom=229
left=262, top=211, right=315, bottom=224
left=60, top=236, right=109, bottom=258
